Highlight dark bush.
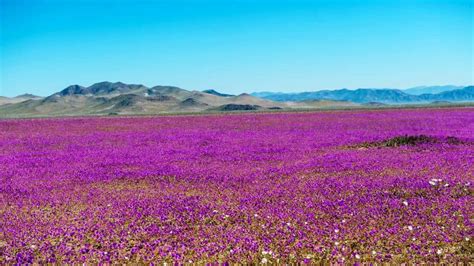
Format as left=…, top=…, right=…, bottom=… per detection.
left=352, top=135, right=465, bottom=149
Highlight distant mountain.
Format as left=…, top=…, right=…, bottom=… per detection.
left=0, top=81, right=294, bottom=117
left=15, top=93, right=41, bottom=99
left=0, top=93, right=42, bottom=105
left=252, top=88, right=418, bottom=103
left=202, top=89, right=234, bottom=97
left=2, top=82, right=472, bottom=118
left=251, top=86, right=474, bottom=104
left=419, top=86, right=474, bottom=102
left=404, top=85, right=464, bottom=95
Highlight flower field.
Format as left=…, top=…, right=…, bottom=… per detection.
left=1, top=108, right=473, bottom=263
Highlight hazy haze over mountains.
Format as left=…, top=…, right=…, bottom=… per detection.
left=403, top=85, right=466, bottom=95
left=252, top=86, right=474, bottom=103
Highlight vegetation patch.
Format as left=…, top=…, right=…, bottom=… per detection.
left=351, top=135, right=466, bottom=149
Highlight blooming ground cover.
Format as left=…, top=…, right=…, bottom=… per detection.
left=1, top=108, right=473, bottom=263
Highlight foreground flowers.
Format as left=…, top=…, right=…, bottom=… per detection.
left=0, top=108, right=473, bottom=263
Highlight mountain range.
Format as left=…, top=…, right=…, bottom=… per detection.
left=251, top=86, right=474, bottom=103
left=0, top=82, right=357, bottom=118
left=0, top=83, right=472, bottom=118
left=403, top=85, right=465, bottom=95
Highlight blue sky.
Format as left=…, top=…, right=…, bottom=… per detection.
left=0, top=0, right=472, bottom=97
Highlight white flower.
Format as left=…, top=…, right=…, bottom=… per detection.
left=465, top=237, right=470, bottom=241
left=334, top=241, right=340, bottom=246
left=342, top=219, right=346, bottom=223
left=230, top=249, right=234, bottom=253
left=334, top=229, right=340, bottom=233
left=286, top=222, right=291, bottom=226
left=262, top=251, right=268, bottom=255
left=355, top=254, right=361, bottom=259
left=223, top=214, right=229, bottom=219
left=30, top=244, right=37, bottom=250
left=412, top=237, right=417, bottom=241
left=254, top=214, right=259, bottom=217
left=304, top=222, right=308, bottom=225
left=261, top=258, right=268, bottom=264
left=372, top=250, right=377, bottom=255
left=436, top=249, right=442, bottom=255
left=212, top=210, right=218, bottom=213
left=444, top=183, right=449, bottom=187
left=429, top=181, right=436, bottom=186
left=107, top=203, right=112, bottom=207
left=402, top=200, right=408, bottom=206
left=407, top=225, right=413, bottom=231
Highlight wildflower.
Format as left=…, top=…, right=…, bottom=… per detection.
left=402, top=200, right=408, bottom=206
left=465, top=237, right=470, bottom=241
left=372, top=250, right=377, bottom=255
left=30, top=244, right=37, bottom=250
left=261, top=258, right=268, bottom=264
left=355, top=254, right=361, bottom=259
left=342, top=219, right=346, bottom=223
left=334, top=241, right=340, bottom=246
left=436, top=249, right=442, bottom=255
left=334, top=229, right=340, bottom=233
left=407, top=225, right=413, bottom=231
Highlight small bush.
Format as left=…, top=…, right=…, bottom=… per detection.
left=382, top=135, right=435, bottom=147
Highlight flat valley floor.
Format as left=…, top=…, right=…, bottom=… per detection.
left=1, top=108, right=473, bottom=263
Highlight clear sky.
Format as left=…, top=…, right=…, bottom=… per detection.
left=0, top=0, right=472, bottom=97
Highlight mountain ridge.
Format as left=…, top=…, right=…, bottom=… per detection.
left=1, top=82, right=472, bottom=118
left=251, top=86, right=474, bottom=103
